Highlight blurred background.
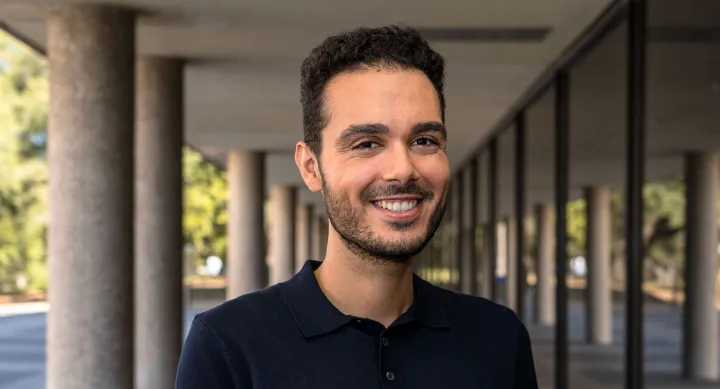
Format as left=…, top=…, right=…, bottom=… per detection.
left=0, top=0, right=718, bottom=388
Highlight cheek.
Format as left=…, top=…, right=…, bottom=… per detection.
left=417, top=157, right=450, bottom=193
left=333, top=167, right=376, bottom=202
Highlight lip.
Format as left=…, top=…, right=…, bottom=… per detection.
left=369, top=196, right=423, bottom=201
left=371, top=199, right=422, bottom=220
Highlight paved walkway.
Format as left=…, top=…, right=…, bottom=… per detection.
left=0, top=309, right=203, bottom=389
left=0, top=299, right=717, bottom=388
left=0, top=313, right=46, bottom=389
left=526, top=300, right=720, bottom=388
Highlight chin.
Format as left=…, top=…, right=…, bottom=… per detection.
left=373, top=237, right=428, bottom=259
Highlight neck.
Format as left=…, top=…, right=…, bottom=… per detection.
left=314, top=227, right=415, bottom=328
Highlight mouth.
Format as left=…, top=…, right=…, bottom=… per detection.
left=370, top=198, right=422, bottom=219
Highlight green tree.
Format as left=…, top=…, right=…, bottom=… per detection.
left=182, top=148, right=228, bottom=272
left=0, top=30, right=232, bottom=292
left=566, top=199, right=587, bottom=258
left=0, top=30, right=49, bottom=292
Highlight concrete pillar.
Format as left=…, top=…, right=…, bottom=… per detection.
left=227, top=151, right=266, bottom=299
left=506, top=216, right=517, bottom=311
left=480, top=223, right=493, bottom=299
left=585, top=187, right=612, bottom=345
left=535, top=204, right=555, bottom=325
left=47, top=6, right=135, bottom=389
left=683, top=152, right=719, bottom=381
left=497, top=221, right=508, bottom=301
left=295, top=203, right=314, bottom=271
left=460, top=166, right=477, bottom=295
left=135, top=57, right=184, bottom=389
left=269, top=186, right=296, bottom=285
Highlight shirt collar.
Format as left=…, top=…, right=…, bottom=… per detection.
left=279, top=260, right=451, bottom=339
left=409, top=274, right=452, bottom=329
left=279, top=260, right=353, bottom=338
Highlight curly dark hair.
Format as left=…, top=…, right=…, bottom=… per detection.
left=300, top=25, right=446, bottom=157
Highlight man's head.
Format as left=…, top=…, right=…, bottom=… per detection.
left=295, top=25, right=450, bottom=263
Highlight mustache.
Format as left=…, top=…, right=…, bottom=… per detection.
left=361, top=182, right=434, bottom=202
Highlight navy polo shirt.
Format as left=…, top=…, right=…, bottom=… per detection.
left=176, top=260, right=538, bottom=388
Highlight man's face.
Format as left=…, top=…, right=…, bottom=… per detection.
left=299, top=68, right=450, bottom=261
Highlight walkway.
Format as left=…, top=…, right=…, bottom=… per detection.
left=527, top=298, right=720, bottom=388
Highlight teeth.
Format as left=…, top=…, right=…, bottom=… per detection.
left=377, top=200, right=418, bottom=212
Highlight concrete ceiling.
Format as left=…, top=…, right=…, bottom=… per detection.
left=1, top=0, right=718, bottom=217
left=0, top=0, right=615, bottom=209
left=481, top=0, right=720, bottom=219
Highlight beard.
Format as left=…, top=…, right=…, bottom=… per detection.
left=320, top=168, right=447, bottom=263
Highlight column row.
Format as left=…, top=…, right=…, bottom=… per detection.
left=45, top=5, right=330, bottom=389
left=424, top=152, right=718, bottom=381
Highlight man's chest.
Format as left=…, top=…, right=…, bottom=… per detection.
left=235, top=328, right=515, bottom=389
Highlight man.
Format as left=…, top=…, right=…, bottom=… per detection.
left=176, top=25, right=538, bottom=388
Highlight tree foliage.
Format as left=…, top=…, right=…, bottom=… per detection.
left=0, top=31, right=229, bottom=292
left=182, top=148, right=228, bottom=270
left=0, top=31, right=49, bottom=292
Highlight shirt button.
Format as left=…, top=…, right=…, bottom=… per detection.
left=382, top=337, right=389, bottom=347
left=385, top=371, right=395, bottom=381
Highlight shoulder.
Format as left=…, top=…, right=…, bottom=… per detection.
left=195, top=283, right=288, bottom=335
left=428, top=284, right=523, bottom=333
left=431, top=287, right=531, bottom=360
left=178, top=289, right=288, bottom=389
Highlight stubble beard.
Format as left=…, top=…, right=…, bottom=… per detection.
left=320, top=170, right=447, bottom=265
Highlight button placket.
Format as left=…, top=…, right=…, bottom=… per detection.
left=379, top=331, right=397, bottom=385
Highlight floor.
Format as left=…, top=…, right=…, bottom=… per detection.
left=526, top=299, right=720, bottom=388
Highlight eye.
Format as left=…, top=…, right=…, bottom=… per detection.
left=353, top=140, right=380, bottom=150
left=412, top=137, right=438, bottom=147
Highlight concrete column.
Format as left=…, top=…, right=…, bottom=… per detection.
left=480, top=223, right=493, bottom=299
left=683, top=152, right=719, bottom=381
left=269, top=186, right=296, bottom=285
left=460, top=167, right=477, bottom=295
left=295, top=203, right=314, bottom=271
left=506, top=216, right=517, bottom=311
left=535, top=204, right=555, bottom=325
left=227, top=151, right=266, bottom=299
left=585, top=187, right=612, bottom=345
left=135, top=57, right=184, bottom=389
left=47, top=6, right=135, bottom=389
left=496, top=221, right=508, bottom=300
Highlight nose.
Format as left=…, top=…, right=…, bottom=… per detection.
left=381, top=145, right=420, bottom=184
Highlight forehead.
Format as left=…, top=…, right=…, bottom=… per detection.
left=323, top=68, right=442, bottom=132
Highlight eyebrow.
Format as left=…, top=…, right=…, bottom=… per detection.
left=336, top=121, right=447, bottom=147
left=410, top=121, right=447, bottom=140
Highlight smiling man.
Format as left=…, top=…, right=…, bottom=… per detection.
left=176, top=26, right=538, bottom=389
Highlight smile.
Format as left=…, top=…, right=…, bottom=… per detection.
left=372, top=199, right=419, bottom=212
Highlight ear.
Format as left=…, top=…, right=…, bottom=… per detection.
left=295, top=142, right=323, bottom=193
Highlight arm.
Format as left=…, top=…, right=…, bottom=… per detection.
left=514, top=321, right=539, bottom=389
left=175, top=316, right=239, bottom=389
